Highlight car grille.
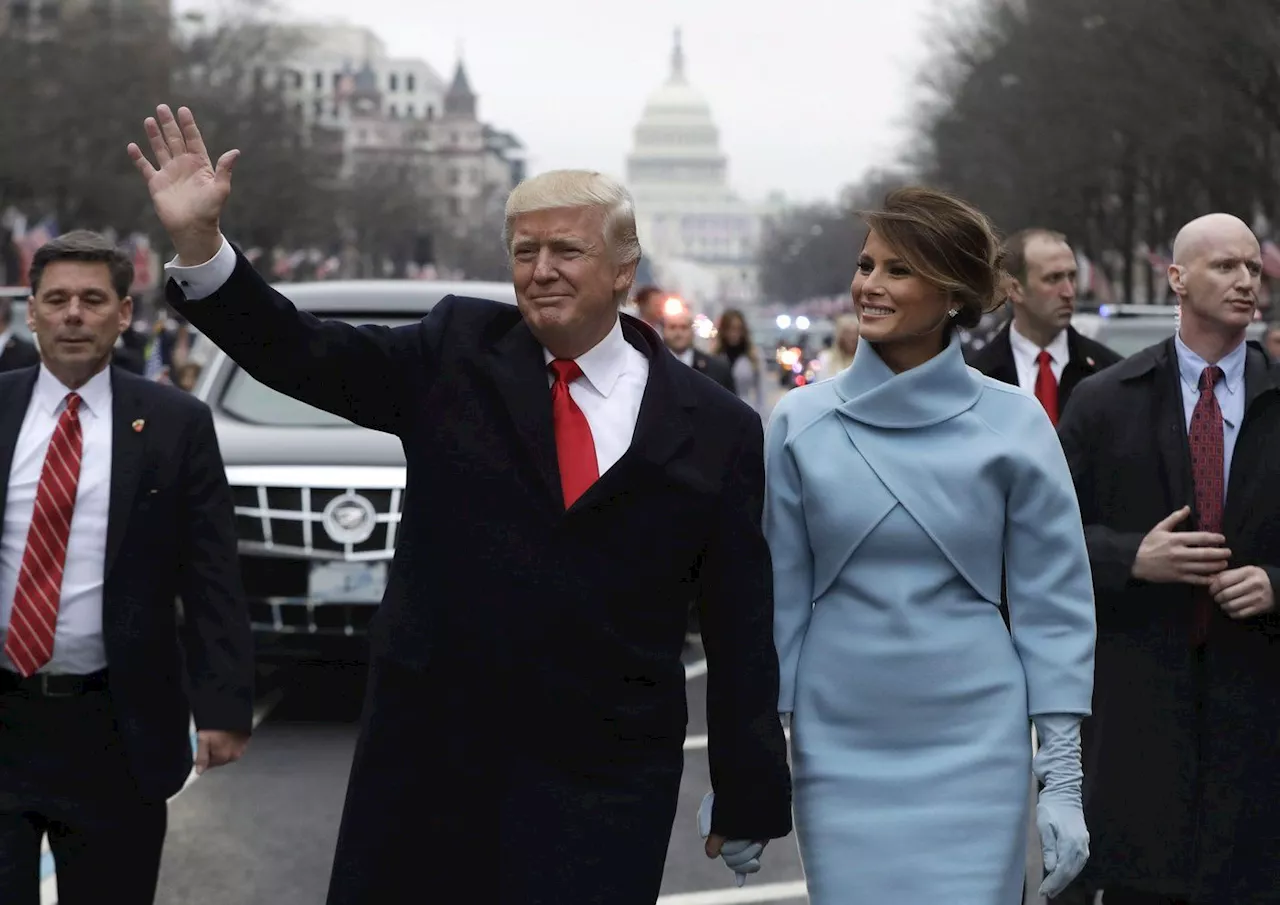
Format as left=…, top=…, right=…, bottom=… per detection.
left=230, top=484, right=402, bottom=561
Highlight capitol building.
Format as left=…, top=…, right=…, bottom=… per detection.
left=626, top=31, right=768, bottom=309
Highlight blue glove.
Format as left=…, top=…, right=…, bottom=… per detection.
left=697, top=792, right=765, bottom=887
left=1033, top=713, right=1090, bottom=899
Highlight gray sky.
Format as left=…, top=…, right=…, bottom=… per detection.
left=182, top=0, right=945, bottom=204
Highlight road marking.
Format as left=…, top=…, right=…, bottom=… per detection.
left=656, top=880, right=809, bottom=904
left=39, top=687, right=284, bottom=903
left=685, top=658, right=708, bottom=680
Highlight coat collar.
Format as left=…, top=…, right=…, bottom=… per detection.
left=834, top=333, right=982, bottom=428
left=484, top=311, right=695, bottom=513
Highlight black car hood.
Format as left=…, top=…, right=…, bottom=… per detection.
left=213, top=417, right=405, bottom=466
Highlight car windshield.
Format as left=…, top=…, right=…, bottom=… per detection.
left=8, top=298, right=30, bottom=340
left=217, top=316, right=417, bottom=427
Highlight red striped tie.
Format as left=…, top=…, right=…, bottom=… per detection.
left=4, top=392, right=84, bottom=676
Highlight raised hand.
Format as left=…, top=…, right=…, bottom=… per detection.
left=127, top=104, right=238, bottom=265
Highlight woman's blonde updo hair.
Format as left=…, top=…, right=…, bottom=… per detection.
left=857, top=187, right=1006, bottom=330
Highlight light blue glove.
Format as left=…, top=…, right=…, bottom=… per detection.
left=1033, top=713, right=1090, bottom=899
left=697, top=792, right=765, bottom=887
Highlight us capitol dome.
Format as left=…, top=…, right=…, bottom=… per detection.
left=625, top=29, right=766, bottom=309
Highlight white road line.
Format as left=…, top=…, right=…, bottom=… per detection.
left=656, top=880, right=809, bottom=904
left=685, top=658, right=708, bottom=680
left=39, top=688, right=284, bottom=905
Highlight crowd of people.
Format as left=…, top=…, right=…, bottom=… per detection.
left=0, top=101, right=1276, bottom=905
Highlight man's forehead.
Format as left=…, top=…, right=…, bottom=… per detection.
left=1027, top=236, right=1075, bottom=265
left=511, top=208, right=604, bottom=240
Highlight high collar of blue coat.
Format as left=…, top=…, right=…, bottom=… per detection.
left=833, top=331, right=983, bottom=429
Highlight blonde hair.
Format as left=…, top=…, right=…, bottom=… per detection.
left=504, top=169, right=641, bottom=267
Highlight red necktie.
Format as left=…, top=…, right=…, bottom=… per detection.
left=549, top=360, right=599, bottom=508
left=1034, top=350, right=1059, bottom=425
left=1189, top=366, right=1225, bottom=646
left=5, top=392, right=84, bottom=676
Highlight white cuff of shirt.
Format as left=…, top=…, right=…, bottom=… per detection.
left=163, top=235, right=235, bottom=301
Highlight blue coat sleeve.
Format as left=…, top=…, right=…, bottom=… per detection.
left=1004, top=410, right=1096, bottom=717
left=763, top=402, right=816, bottom=714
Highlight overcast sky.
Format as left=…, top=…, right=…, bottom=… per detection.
left=180, top=0, right=949, bottom=204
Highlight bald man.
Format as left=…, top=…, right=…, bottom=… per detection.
left=1056, top=213, right=1280, bottom=904
left=662, top=307, right=736, bottom=394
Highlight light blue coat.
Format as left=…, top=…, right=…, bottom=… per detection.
left=765, top=334, right=1095, bottom=904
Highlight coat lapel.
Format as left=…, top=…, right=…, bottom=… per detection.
left=0, top=369, right=39, bottom=521
left=1059, top=327, right=1102, bottom=409
left=1224, top=343, right=1280, bottom=534
left=984, top=325, right=1018, bottom=387
left=571, top=318, right=694, bottom=511
left=105, top=368, right=152, bottom=577
left=1149, top=339, right=1194, bottom=515
left=486, top=318, right=562, bottom=507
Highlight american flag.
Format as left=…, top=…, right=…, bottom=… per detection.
left=13, top=217, right=57, bottom=286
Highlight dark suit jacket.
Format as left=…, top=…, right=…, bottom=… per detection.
left=0, top=365, right=253, bottom=803
left=167, top=249, right=792, bottom=904
left=1057, top=339, right=1280, bottom=900
left=0, top=334, right=39, bottom=372
left=688, top=348, right=737, bottom=394
left=967, top=323, right=1123, bottom=417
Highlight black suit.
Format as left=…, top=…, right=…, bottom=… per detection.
left=0, top=365, right=253, bottom=904
left=967, top=323, right=1123, bottom=417
left=167, top=250, right=792, bottom=905
left=685, top=348, right=737, bottom=394
left=1057, top=340, right=1280, bottom=904
left=0, top=335, right=39, bottom=373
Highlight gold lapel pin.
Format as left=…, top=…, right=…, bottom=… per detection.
left=1086, top=356, right=1096, bottom=367
left=132, top=419, right=145, bottom=433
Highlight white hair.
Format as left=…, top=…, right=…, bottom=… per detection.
left=504, top=169, right=642, bottom=267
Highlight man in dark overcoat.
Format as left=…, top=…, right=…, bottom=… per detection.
left=1057, top=213, right=1280, bottom=904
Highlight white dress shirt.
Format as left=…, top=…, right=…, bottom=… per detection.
left=165, top=236, right=652, bottom=476
left=673, top=348, right=695, bottom=367
left=0, top=365, right=113, bottom=674
left=1008, top=323, right=1070, bottom=393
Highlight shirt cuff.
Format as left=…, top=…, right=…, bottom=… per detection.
left=164, top=236, right=235, bottom=301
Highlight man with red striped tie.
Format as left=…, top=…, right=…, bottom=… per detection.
left=0, top=230, right=253, bottom=904
left=969, top=228, right=1122, bottom=424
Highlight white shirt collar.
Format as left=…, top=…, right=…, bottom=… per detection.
left=33, top=362, right=112, bottom=418
left=1174, top=330, right=1246, bottom=396
left=673, top=347, right=695, bottom=366
left=1009, top=321, right=1070, bottom=365
left=543, top=317, right=631, bottom=398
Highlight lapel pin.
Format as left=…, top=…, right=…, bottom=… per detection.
left=1086, top=356, right=1096, bottom=367
left=132, top=419, right=145, bottom=433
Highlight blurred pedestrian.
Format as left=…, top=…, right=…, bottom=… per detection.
left=1057, top=213, right=1280, bottom=905
left=714, top=309, right=766, bottom=413
left=816, top=313, right=858, bottom=379
left=663, top=302, right=735, bottom=393
left=766, top=188, right=1094, bottom=904
left=0, top=299, right=39, bottom=372
left=631, top=284, right=666, bottom=329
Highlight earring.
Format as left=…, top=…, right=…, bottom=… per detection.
left=947, top=308, right=958, bottom=318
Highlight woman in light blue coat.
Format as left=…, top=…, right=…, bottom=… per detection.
left=765, top=188, right=1095, bottom=904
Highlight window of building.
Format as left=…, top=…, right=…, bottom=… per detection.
left=406, top=74, right=416, bottom=92
left=333, top=72, right=342, bottom=90
left=389, top=73, right=398, bottom=91
left=38, top=0, right=59, bottom=25
left=10, top=0, right=30, bottom=23
left=449, top=198, right=461, bottom=216
left=406, top=104, right=415, bottom=118
left=388, top=104, right=398, bottom=118
left=426, top=106, right=434, bottom=120
left=448, top=167, right=459, bottom=186
left=314, top=71, right=323, bottom=90
left=314, top=99, right=323, bottom=118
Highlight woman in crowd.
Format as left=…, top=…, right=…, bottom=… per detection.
left=713, top=309, right=765, bottom=413
left=816, top=313, right=859, bottom=379
left=764, top=187, right=1095, bottom=904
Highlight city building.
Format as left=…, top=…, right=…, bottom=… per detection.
left=625, top=29, right=764, bottom=310
left=0, top=0, right=170, bottom=37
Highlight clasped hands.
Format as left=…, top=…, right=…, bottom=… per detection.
left=1133, top=506, right=1275, bottom=618
left=697, top=792, right=766, bottom=887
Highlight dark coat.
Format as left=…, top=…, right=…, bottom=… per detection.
left=1058, top=338, right=1280, bottom=903
left=689, top=348, right=737, bottom=394
left=0, top=366, right=253, bottom=803
left=166, top=250, right=792, bottom=905
left=967, top=323, right=1123, bottom=417
left=0, top=334, right=39, bottom=372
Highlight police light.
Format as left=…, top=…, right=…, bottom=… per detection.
left=776, top=314, right=792, bottom=329
left=795, top=316, right=811, bottom=330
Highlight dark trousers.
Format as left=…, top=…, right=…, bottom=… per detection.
left=0, top=680, right=167, bottom=905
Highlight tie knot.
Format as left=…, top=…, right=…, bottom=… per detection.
left=549, top=359, right=584, bottom=385
left=1199, top=366, right=1224, bottom=392
left=1037, top=350, right=1053, bottom=366
left=63, top=392, right=82, bottom=416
